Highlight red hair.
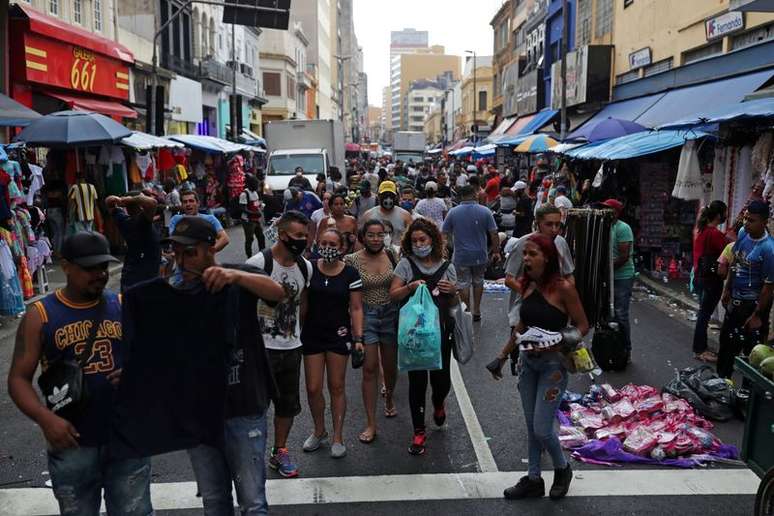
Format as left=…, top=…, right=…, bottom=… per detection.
left=517, top=233, right=562, bottom=294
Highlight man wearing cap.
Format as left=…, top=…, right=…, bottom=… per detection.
left=717, top=201, right=774, bottom=379
left=414, top=181, right=448, bottom=227
left=362, top=181, right=412, bottom=243
left=352, top=180, right=376, bottom=221
left=512, top=181, right=533, bottom=238
left=170, top=190, right=230, bottom=252
left=284, top=187, right=323, bottom=220
left=288, top=167, right=313, bottom=191
left=8, top=232, right=154, bottom=515
left=603, top=199, right=636, bottom=360
left=105, top=192, right=160, bottom=292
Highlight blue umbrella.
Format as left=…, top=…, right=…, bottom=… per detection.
left=15, top=110, right=131, bottom=147
left=572, top=117, right=647, bottom=142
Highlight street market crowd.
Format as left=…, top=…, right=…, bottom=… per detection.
left=6, top=148, right=774, bottom=515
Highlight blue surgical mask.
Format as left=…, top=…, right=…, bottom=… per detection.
left=412, top=244, right=432, bottom=258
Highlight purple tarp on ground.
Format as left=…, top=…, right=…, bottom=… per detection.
left=569, top=436, right=739, bottom=468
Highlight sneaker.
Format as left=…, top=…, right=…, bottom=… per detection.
left=503, top=476, right=545, bottom=500
left=269, top=447, right=299, bottom=478
left=549, top=463, right=572, bottom=500
left=303, top=432, right=328, bottom=452
left=330, top=442, right=347, bottom=458
left=408, top=430, right=426, bottom=456
left=433, top=404, right=446, bottom=427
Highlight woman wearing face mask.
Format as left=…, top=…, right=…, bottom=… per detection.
left=315, top=193, right=358, bottom=256
left=389, top=218, right=458, bottom=456
left=345, top=220, right=400, bottom=443
left=489, top=234, right=588, bottom=501
left=300, top=228, right=364, bottom=459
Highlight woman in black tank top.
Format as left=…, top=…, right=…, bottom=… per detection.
left=491, top=234, right=589, bottom=502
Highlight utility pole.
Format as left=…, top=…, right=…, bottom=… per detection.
left=465, top=50, right=477, bottom=144
left=231, top=22, right=238, bottom=141
left=560, top=0, right=568, bottom=141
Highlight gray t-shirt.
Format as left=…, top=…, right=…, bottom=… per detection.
left=394, top=257, right=457, bottom=286
left=363, top=206, right=411, bottom=243
left=504, top=232, right=575, bottom=327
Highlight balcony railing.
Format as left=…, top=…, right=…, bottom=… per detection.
left=161, top=53, right=198, bottom=79
left=199, top=58, right=232, bottom=85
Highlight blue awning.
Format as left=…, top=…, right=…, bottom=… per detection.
left=635, top=69, right=774, bottom=128
left=496, top=109, right=558, bottom=145
left=659, top=97, right=774, bottom=129
left=564, top=130, right=708, bottom=161
left=566, top=94, right=665, bottom=140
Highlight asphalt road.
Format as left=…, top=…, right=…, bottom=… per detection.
left=0, top=226, right=758, bottom=515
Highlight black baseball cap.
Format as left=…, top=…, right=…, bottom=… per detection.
left=162, top=215, right=216, bottom=246
left=62, top=232, right=120, bottom=268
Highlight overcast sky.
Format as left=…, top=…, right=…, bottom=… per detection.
left=352, top=0, right=506, bottom=107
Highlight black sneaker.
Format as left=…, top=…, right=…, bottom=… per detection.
left=549, top=463, right=572, bottom=500
left=504, top=476, right=545, bottom=500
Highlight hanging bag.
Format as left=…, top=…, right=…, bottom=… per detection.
left=398, top=284, right=442, bottom=372
left=37, top=297, right=105, bottom=422
left=450, top=301, right=474, bottom=364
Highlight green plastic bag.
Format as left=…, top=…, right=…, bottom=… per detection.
left=398, top=284, right=442, bottom=372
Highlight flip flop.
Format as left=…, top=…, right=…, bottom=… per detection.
left=384, top=406, right=398, bottom=418
left=473, top=314, right=482, bottom=322
left=358, top=431, right=377, bottom=444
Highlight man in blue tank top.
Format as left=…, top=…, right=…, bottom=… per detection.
left=7, top=232, right=153, bottom=516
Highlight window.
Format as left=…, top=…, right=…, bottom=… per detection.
left=595, top=0, right=613, bottom=38
left=412, top=106, right=424, bottom=112
left=73, top=0, right=82, bottom=24
left=682, top=41, right=722, bottom=65
left=263, top=72, right=281, bottom=96
left=48, top=0, right=58, bottom=16
left=624, top=0, right=634, bottom=7
left=616, top=69, right=640, bottom=84
left=413, top=96, right=424, bottom=102
left=576, top=0, right=591, bottom=46
left=732, top=24, right=774, bottom=51
left=287, top=75, right=296, bottom=100
left=643, top=57, right=673, bottom=77
left=94, top=0, right=102, bottom=31
left=478, top=91, right=488, bottom=111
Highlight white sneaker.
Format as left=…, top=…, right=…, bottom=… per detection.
left=330, top=442, right=347, bottom=458
left=303, top=432, right=328, bottom=452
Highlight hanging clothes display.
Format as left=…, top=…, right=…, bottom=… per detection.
left=227, top=155, right=245, bottom=201
left=711, top=145, right=727, bottom=203
left=99, top=145, right=128, bottom=197
left=0, top=239, right=24, bottom=316
left=672, top=141, right=704, bottom=201
left=26, top=163, right=44, bottom=205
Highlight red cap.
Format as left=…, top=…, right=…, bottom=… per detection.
left=602, top=199, right=624, bottom=214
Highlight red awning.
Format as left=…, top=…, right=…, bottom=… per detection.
left=345, top=143, right=361, bottom=152
left=505, top=114, right=536, bottom=136
left=12, top=4, right=133, bottom=63
left=44, top=90, right=137, bottom=119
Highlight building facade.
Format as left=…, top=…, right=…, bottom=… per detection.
left=295, top=0, right=335, bottom=119
left=260, top=16, right=309, bottom=125
left=490, top=0, right=514, bottom=127
left=460, top=55, right=494, bottom=140
left=404, top=80, right=444, bottom=132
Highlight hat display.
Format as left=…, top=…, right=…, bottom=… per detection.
left=62, top=232, right=120, bottom=268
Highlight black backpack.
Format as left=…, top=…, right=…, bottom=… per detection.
left=591, top=321, right=629, bottom=372
left=259, top=248, right=309, bottom=285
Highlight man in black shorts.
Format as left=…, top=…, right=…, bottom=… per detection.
left=246, top=211, right=312, bottom=478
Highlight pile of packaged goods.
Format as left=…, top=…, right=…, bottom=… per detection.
left=557, top=383, right=740, bottom=467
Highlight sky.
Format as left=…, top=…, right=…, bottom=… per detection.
left=352, top=0, right=507, bottom=107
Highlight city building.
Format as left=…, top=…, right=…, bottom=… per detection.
left=260, top=17, right=310, bottom=124
left=404, top=79, right=444, bottom=132
left=423, top=103, right=443, bottom=146
left=460, top=55, right=494, bottom=141
left=490, top=0, right=514, bottom=128
left=366, top=105, right=383, bottom=142
left=381, top=85, right=391, bottom=132
left=442, top=80, right=462, bottom=145
left=389, top=28, right=429, bottom=135
left=544, top=0, right=576, bottom=108
left=295, top=0, right=335, bottom=119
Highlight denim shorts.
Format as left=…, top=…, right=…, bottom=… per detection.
left=363, top=303, right=398, bottom=346
left=457, top=264, right=487, bottom=289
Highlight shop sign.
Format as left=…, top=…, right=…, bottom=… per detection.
left=169, top=75, right=203, bottom=123
left=21, top=33, right=130, bottom=100
left=706, top=11, right=745, bottom=40
left=628, top=47, right=652, bottom=69
left=516, top=68, right=543, bottom=115
left=550, top=45, right=612, bottom=110
left=501, top=60, right=520, bottom=116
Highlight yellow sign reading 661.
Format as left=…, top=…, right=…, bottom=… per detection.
left=71, top=48, right=97, bottom=92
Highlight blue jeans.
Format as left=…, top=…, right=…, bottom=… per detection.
left=518, top=352, right=569, bottom=479
left=47, top=446, right=152, bottom=516
left=613, top=277, right=635, bottom=352
left=188, top=413, right=269, bottom=516
left=692, top=277, right=723, bottom=354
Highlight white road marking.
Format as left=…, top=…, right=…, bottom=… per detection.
left=450, top=359, right=499, bottom=473
left=0, top=469, right=759, bottom=514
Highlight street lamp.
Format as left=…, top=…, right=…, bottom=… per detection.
left=333, top=54, right=352, bottom=123
left=465, top=50, right=477, bottom=144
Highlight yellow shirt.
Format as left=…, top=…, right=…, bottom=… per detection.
left=68, top=183, right=97, bottom=222
left=719, top=242, right=735, bottom=265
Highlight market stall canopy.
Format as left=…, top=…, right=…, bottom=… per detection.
left=43, top=90, right=137, bottom=119
left=446, top=138, right=470, bottom=152
left=15, top=110, right=131, bottom=147
left=514, top=134, right=559, bottom=154
left=426, top=147, right=443, bottom=155
left=658, top=97, right=774, bottom=129
left=564, top=129, right=708, bottom=161
left=121, top=131, right=184, bottom=151
left=345, top=143, right=361, bottom=152
left=473, top=143, right=496, bottom=157
left=550, top=142, right=585, bottom=154
left=566, top=94, right=664, bottom=140
left=496, top=109, right=559, bottom=145
left=569, top=117, right=647, bottom=143
left=0, top=93, right=41, bottom=127
left=450, top=145, right=475, bottom=156
left=485, top=116, right=518, bottom=142
left=167, top=134, right=265, bottom=154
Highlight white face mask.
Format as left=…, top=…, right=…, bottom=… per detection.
left=383, top=234, right=392, bottom=247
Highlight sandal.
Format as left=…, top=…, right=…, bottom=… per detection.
left=694, top=351, right=718, bottom=363
left=384, top=405, right=398, bottom=418
left=473, top=314, right=482, bottom=322
left=380, top=384, right=387, bottom=398
left=358, top=430, right=377, bottom=444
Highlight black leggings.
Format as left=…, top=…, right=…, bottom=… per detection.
left=408, top=332, right=453, bottom=431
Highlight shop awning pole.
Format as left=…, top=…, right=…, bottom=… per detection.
left=560, top=0, right=568, bottom=141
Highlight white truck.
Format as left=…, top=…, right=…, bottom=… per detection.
left=393, top=131, right=426, bottom=165
left=264, top=119, right=346, bottom=193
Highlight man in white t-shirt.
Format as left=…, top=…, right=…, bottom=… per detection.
left=414, top=181, right=448, bottom=227
left=504, top=205, right=575, bottom=327
left=553, top=185, right=574, bottom=223
left=246, top=210, right=313, bottom=479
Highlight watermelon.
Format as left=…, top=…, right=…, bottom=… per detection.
left=760, top=356, right=774, bottom=381
left=750, top=344, right=774, bottom=368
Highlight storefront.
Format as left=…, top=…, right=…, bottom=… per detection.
left=9, top=4, right=135, bottom=123
left=168, top=75, right=203, bottom=136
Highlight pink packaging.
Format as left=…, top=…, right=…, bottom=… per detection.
left=635, top=396, right=664, bottom=415
left=612, top=399, right=636, bottom=419
left=623, top=426, right=658, bottom=455
left=558, top=426, right=588, bottom=448
left=600, top=383, right=621, bottom=402
left=579, top=415, right=605, bottom=431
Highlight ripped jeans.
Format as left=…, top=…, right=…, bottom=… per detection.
left=517, top=351, right=569, bottom=479
left=188, top=412, right=269, bottom=516
left=47, top=446, right=152, bottom=516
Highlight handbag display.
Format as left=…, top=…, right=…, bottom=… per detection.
left=37, top=297, right=105, bottom=422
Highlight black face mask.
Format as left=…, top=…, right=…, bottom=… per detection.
left=282, top=235, right=307, bottom=256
